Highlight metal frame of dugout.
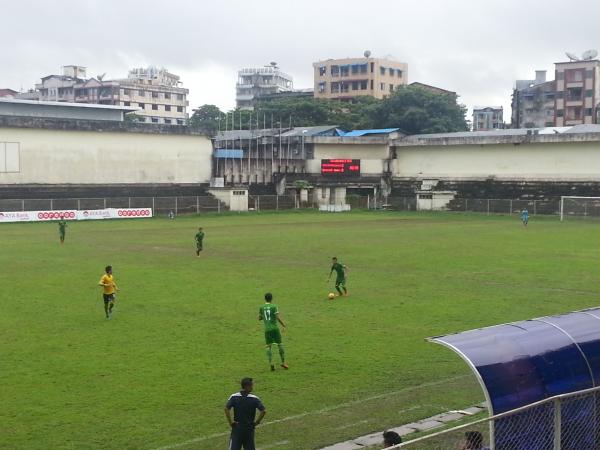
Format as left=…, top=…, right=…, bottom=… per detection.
left=429, top=307, right=600, bottom=449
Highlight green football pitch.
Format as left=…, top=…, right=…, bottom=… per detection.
left=2, top=211, right=599, bottom=450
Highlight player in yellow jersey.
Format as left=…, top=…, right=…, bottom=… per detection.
left=98, top=265, right=119, bottom=319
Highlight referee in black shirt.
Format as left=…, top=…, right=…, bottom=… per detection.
left=225, top=377, right=266, bottom=450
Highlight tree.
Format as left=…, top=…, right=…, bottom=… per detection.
left=372, top=85, right=468, bottom=134
left=189, top=104, right=226, bottom=133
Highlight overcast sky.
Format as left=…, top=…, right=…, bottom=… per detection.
left=1, top=0, right=599, bottom=119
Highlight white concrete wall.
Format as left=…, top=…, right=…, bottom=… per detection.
left=0, top=127, right=212, bottom=184
left=313, top=143, right=389, bottom=160
left=395, top=141, right=600, bottom=180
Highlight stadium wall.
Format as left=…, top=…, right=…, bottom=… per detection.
left=393, top=141, right=600, bottom=181
left=0, top=120, right=212, bottom=186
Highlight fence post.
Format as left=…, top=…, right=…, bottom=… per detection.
left=276, top=195, right=279, bottom=211
left=257, top=196, right=260, bottom=212
left=78, top=199, right=81, bottom=210
left=196, top=196, right=200, bottom=214
left=22, top=199, right=25, bottom=211
left=510, top=199, right=513, bottom=215
left=152, top=197, right=155, bottom=213
left=50, top=198, right=54, bottom=211
left=465, top=198, right=468, bottom=212
left=534, top=200, right=537, bottom=216
left=175, top=197, right=178, bottom=216
left=104, top=198, right=107, bottom=209
left=487, top=199, right=490, bottom=216
left=553, top=397, right=561, bottom=450
left=367, top=195, right=370, bottom=210
left=217, top=199, right=220, bottom=214
left=128, top=197, right=131, bottom=208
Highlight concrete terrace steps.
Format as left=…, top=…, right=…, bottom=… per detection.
left=319, top=403, right=487, bottom=450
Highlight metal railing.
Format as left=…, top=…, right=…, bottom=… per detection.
left=391, top=385, right=600, bottom=450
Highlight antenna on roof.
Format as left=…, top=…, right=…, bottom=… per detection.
left=566, top=52, right=581, bottom=61
left=582, top=49, right=598, bottom=60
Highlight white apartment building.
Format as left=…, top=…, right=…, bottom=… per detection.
left=236, top=62, right=293, bottom=109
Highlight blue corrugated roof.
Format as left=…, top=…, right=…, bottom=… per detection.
left=341, top=128, right=400, bottom=137
left=215, top=149, right=244, bottom=159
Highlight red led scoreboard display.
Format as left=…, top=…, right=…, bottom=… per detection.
left=321, top=159, right=361, bottom=177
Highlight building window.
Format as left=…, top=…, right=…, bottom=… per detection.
left=177, top=106, right=183, bottom=112
left=370, top=62, right=374, bottom=73
left=340, top=65, right=349, bottom=77
left=177, top=119, right=184, bottom=125
left=370, top=80, right=374, bottom=90
left=331, top=65, right=339, bottom=76
left=586, top=89, right=594, bottom=97
left=380, top=82, right=385, bottom=90
left=556, top=91, right=564, bottom=99
left=586, top=68, right=594, bottom=78
left=177, top=94, right=184, bottom=100
left=123, top=89, right=131, bottom=96
left=152, top=92, right=159, bottom=98
left=138, top=90, right=145, bottom=96
left=586, top=108, right=593, bottom=116
left=164, top=119, right=172, bottom=124
left=331, top=82, right=340, bottom=93
left=557, top=72, right=564, bottom=80
left=124, top=101, right=130, bottom=106
left=352, top=81, right=359, bottom=90
left=164, top=93, right=171, bottom=100
left=545, top=121, right=554, bottom=127
left=397, top=69, right=403, bottom=78
left=567, top=87, right=582, bottom=101
left=557, top=109, right=564, bottom=117
left=546, top=109, right=553, bottom=116
left=340, top=82, right=349, bottom=93
left=152, top=104, right=159, bottom=110
left=360, top=64, right=367, bottom=74
left=319, top=66, right=326, bottom=76
left=389, top=68, right=394, bottom=76
left=351, top=65, right=359, bottom=75
left=389, top=84, right=394, bottom=92
left=566, top=70, right=584, bottom=82
left=360, top=80, right=368, bottom=90
left=165, top=105, right=171, bottom=111
left=380, top=66, right=386, bottom=75
left=566, top=106, right=582, bottom=120
left=151, top=117, right=159, bottom=123
left=139, top=103, right=145, bottom=109
left=318, top=81, right=326, bottom=93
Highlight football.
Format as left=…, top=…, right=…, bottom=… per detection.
left=328, top=293, right=335, bottom=300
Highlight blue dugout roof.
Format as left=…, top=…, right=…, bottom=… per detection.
left=340, top=128, right=400, bottom=137
left=214, top=149, right=244, bottom=159
left=429, top=307, right=600, bottom=415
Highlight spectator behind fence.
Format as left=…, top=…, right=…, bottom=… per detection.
left=459, top=431, right=489, bottom=450
left=383, top=430, right=402, bottom=447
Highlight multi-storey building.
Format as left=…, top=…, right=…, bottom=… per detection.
left=472, top=106, right=504, bottom=131
left=235, top=63, right=293, bottom=110
left=20, top=66, right=189, bottom=125
left=554, top=59, right=600, bottom=127
left=511, top=71, right=555, bottom=129
left=313, top=52, right=408, bottom=101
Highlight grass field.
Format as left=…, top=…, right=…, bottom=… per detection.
left=3, top=210, right=600, bottom=450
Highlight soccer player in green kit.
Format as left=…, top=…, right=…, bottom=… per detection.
left=58, top=220, right=67, bottom=244
left=195, top=227, right=205, bottom=256
left=328, top=257, right=348, bottom=297
left=258, top=293, right=288, bottom=371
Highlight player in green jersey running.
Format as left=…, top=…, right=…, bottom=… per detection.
left=195, top=227, right=205, bottom=256
left=328, top=257, right=348, bottom=297
left=58, top=220, right=67, bottom=244
left=258, top=293, right=288, bottom=371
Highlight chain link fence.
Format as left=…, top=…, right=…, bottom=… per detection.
left=392, top=386, right=600, bottom=450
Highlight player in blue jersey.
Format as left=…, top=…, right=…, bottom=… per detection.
left=521, top=208, right=529, bottom=226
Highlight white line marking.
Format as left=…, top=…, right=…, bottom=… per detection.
left=149, top=375, right=470, bottom=450
left=257, top=440, right=290, bottom=449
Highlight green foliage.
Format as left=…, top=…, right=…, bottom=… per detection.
left=191, top=86, right=467, bottom=135
left=188, top=104, right=226, bottom=133
left=372, top=85, right=469, bottom=134
left=2, top=212, right=599, bottom=449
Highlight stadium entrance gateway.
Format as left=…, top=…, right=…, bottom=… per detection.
left=429, top=307, right=600, bottom=449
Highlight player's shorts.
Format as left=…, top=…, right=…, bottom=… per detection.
left=103, top=293, right=115, bottom=303
left=264, top=329, right=282, bottom=345
left=196, top=242, right=203, bottom=250
left=335, top=278, right=346, bottom=287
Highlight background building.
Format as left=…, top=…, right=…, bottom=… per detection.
left=17, top=66, right=189, bottom=125
left=408, top=82, right=455, bottom=96
left=0, top=89, right=18, bottom=98
left=313, top=51, right=408, bottom=101
left=235, top=63, right=293, bottom=110
left=511, top=70, right=555, bottom=128
left=554, top=59, right=600, bottom=127
left=472, top=106, right=504, bottom=131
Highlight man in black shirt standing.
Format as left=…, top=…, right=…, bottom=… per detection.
left=225, top=377, right=266, bottom=450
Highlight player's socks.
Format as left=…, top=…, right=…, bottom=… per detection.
left=266, top=346, right=273, bottom=365
left=270, top=365, right=275, bottom=371
left=278, top=344, right=285, bottom=364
